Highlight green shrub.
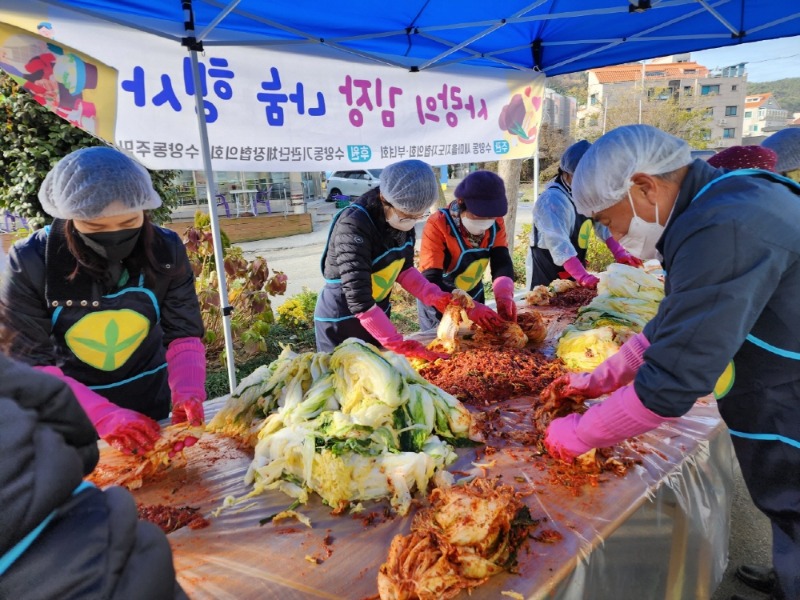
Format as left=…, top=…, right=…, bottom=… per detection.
left=586, top=229, right=614, bottom=273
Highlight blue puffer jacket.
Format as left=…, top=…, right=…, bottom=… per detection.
left=0, top=354, right=186, bottom=600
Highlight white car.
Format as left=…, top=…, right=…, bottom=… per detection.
left=326, top=169, right=382, bottom=200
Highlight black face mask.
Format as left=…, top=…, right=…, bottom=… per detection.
left=77, top=227, right=142, bottom=263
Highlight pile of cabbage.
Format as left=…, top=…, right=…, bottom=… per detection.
left=556, top=264, right=664, bottom=372
left=209, top=338, right=474, bottom=515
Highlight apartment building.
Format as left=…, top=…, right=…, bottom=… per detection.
left=542, top=87, right=577, bottom=132
left=742, top=92, right=789, bottom=138
left=580, top=53, right=747, bottom=148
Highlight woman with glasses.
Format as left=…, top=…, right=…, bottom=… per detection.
left=417, top=170, right=516, bottom=331
left=314, top=159, right=502, bottom=359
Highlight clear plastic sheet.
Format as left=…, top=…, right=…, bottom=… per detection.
left=100, top=303, right=734, bottom=599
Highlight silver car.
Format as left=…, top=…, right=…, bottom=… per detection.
left=326, top=169, right=382, bottom=200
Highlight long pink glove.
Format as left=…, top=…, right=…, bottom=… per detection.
left=466, top=301, right=505, bottom=332
left=492, top=276, right=517, bottom=322
left=166, top=337, right=207, bottom=425
left=396, top=268, right=451, bottom=313
left=356, top=304, right=449, bottom=362
left=34, top=366, right=161, bottom=455
left=562, top=256, right=599, bottom=289
left=545, top=333, right=650, bottom=400
left=544, top=385, right=678, bottom=461
left=606, top=238, right=644, bottom=267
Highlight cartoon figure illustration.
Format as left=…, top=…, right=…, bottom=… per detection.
left=37, top=22, right=54, bottom=39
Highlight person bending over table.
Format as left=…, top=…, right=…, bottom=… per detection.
left=0, top=147, right=206, bottom=456
left=417, top=170, right=516, bottom=331
left=543, top=125, right=800, bottom=600
left=314, top=159, right=504, bottom=358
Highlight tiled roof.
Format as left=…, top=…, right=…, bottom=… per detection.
left=744, top=92, right=772, bottom=109
left=591, top=62, right=709, bottom=84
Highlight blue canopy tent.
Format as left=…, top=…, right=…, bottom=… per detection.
left=25, top=0, right=800, bottom=389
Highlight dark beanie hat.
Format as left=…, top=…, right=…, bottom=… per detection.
left=454, top=171, right=508, bottom=218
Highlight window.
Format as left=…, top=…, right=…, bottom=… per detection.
left=732, top=85, right=738, bottom=91
left=723, top=128, right=735, bottom=139
left=701, top=85, right=720, bottom=96
left=752, top=125, right=759, bottom=132
left=579, top=117, right=586, bottom=128
left=705, top=107, right=714, bottom=116
left=725, top=106, right=738, bottom=116
left=590, top=94, right=598, bottom=106
left=702, top=129, right=712, bottom=141
left=683, top=86, right=693, bottom=96
left=744, top=110, right=752, bottom=118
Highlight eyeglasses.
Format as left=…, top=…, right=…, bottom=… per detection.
left=382, top=198, right=426, bottom=222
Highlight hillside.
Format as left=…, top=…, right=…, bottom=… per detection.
left=547, top=72, right=588, bottom=105
left=747, top=77, right=800, bottom=114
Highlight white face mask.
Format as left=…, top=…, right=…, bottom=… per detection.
left=462, top=217, right=495, bottom=236
left=618, top=191, right=664, bottom=261
left=385, top=210, right=418, bottom=232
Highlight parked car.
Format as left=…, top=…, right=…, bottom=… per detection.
left=326, top=169, right=383, bottom=201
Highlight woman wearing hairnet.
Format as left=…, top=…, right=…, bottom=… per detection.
left=529, top=140, right=642, bottom=290
left=0, top=147, right=206, bottom=456
left=417, top=170, right=516, bottom=331
left=542, top=125, right=800, bottom=600
left=314, top=159, right=502, bottom=357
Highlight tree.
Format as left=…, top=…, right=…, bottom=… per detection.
left=576, top=85, right=712, bottom=149
left=536, top=124, right=571, bottom=184
left=747, top=77, right=800, bottom=114
left=499, top=159, right=523, bottom=256
left=0, top=72, right=178, bottom=228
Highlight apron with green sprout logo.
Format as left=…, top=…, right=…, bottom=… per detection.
left=44, top=221, right=170, bottom=420
left=315, top=203, right=412, bottom=351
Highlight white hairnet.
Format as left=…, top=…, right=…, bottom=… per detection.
left=39, top=147, right=162, bottom=220
left=379, top=159, right=439, bottom=214
left=559, top=140, right=591, bottom=174
left=572, top=125, right=692, bottom=215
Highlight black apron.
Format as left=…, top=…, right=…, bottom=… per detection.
left=45, top=221, right=170, bottom=420
left=314, top=204, right=411, bottom=352
left=703, top=170, right=800, bottom=600
left=530, top=181, right=592, bottom=289
left=418, top=208, right=495, bottom=331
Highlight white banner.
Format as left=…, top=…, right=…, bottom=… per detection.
left=2, top=1, right=546, bottom=171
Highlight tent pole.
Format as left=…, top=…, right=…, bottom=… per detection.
left=183, top=0, right=238, bottom=393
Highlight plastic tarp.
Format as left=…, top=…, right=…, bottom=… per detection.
left=32, top=1, right=800, bottom=75
left=97, top=304, right=736, bottom=600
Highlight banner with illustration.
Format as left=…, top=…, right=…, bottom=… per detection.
left=0, top=21, right=117, bottom=142
left=1, top=1, right=545, bottom=171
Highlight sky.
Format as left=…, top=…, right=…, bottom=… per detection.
left=689, top=36, right=800, bottom=82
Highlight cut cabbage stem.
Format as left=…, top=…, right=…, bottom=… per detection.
left=259, top=499, right=302, bottom=526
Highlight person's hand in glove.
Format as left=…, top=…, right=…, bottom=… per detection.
left=540, top=333, right=650, bottom=402
left=544, top=385, right=677, bottom=461
left=562, top=256, right=599, bottom=289
left=166, top=338, right=207, bottom=425
left=396, top=267, right=452, bottom=313
left=606, top=238, right=644, bottom=268
left=383, top=339, right=449, bottom=362
left=466, top=301, right=505, bottom=331
left=357, top=304, right=450, bottom=362
left=492, top=276, right=517, bottom=322
left=34, top=366, right=161, bottom=455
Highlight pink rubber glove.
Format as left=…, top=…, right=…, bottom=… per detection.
left=492, top=276, right=517, bottom=322
left=166, top=337, right=207, bottom=425
left=396, top=267, right=452, bottom=313
left=357, top=305, right=448, bottom=361
left=466, top=301, right=505, bottom=332
left=606, top=238, right=644, bottom=267
left=562, top=256, right=599, bottom=289
left=544, top=333, right=650, bottom=401
left=544, top=385, right=678, bottom=461
left=34, top=366, right=161, bottom=455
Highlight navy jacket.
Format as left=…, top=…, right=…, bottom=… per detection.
left=638, top=160, right=800, bottom=416
left=0, top=354, right=186, bottom=599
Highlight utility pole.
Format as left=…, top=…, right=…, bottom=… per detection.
left=602, top=93, right=610, bottom=134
